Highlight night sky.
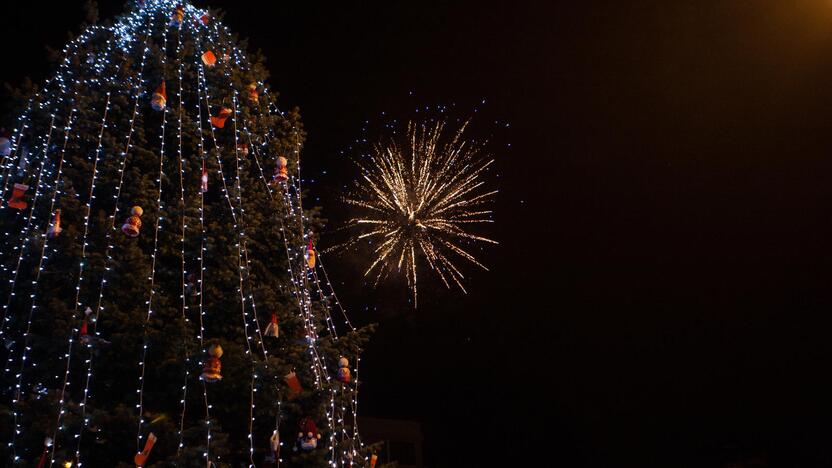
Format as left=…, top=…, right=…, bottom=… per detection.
left=6, top=1, right=832, bottom=465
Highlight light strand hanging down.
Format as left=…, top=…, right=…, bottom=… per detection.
left=135, top=6, right=170, bottom=455
left=173, top=14, right=191, bottom=456
left=0, top=25, right=104, bottom=349
left=189, top=12, right=214, bottom=464
left=71, top=4, right=159, bottom=465
left=196, top=24, right=261, bottom=464
left=5, top=29, right=105, bottom=456
left=205, top=22, right=264, bottom=463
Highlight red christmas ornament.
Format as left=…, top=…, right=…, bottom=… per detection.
left=370, top=454, right=378, bottom=468
left=284, top=371, right=302, bottom=399
left=79, top=306, right=93, bottom=345
left=271, top=156, right=289, bottom=184
left=336, top=357, right=351, bottom=383
left=151, top=81, right=167, bottom=111
left=305, top=240, right=316, bottom=269
left=210, top=107, right=232, bottom=128
left=122, top=206, right=143, bottom=237
left=264, top=313, right=279, bottom=338
left=201, top=343, right=223, bottom=382
left=7, top=183, right=28, bottom=210
left=200, top=13, right=210, bottom=25
left=296, top=417, right=321, bottom=451
left=134, top=432, right=157, bottom=467
left=201, top=50, right=217, bottom=67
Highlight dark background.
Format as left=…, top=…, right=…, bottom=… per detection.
left=6, top=1, right=832, bottom=465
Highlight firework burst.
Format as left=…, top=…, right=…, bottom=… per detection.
left=343, top=119, right=498, bottom=306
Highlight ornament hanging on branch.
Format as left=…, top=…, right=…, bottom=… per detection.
left=247, top=82, right=259, bottom=104
left=134, top=432, right=157, bottom=467
left=271, top=156, right=288, bottom=185
left=305, top=240, right=316, bottom=269
left=336, top=357, right=351, bottom=384
left=169, top=4, right=184, bottom=28
left=295, top=417, right=321, bottom=451
left=47, top=209, right=62, bottom=238
left=201, top=51, right=217, bottom=68
left=284, top=371, right=302, bottom=399
left=78, top=307, right=109, bottom=348
left=151, top=81, right=167, bottom=111
left=7, top=183, right=28, bottom=210
left=264, top=313, right=279, bottom=338
left=200, top=343, right=223, bottom=382
left=79, top=307, right=93, bottom=345
left=370, top=454, right=378, bottom=468
left=210, top=107, right=232, bottom=129
left=121, top=206, right=143, bottom=237
left=200, top=13, right=210, bottom=25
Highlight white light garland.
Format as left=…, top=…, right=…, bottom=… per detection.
left=189, top=12, right=214, bottom=464
left=135, top=4, right=170, bottom=454
left=70, top=5, right=158, bottom=465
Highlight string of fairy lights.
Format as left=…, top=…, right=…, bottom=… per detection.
left=40, top=111, right=80, bottom=467
left=8, top=118, right=52, bottom=464
left=218, top=3, right=370, bottom=465
left=0, top=93, right=42, bottom=278
left=0, top=25, right=103, bottom=347
left=210, top=22, right=271, bottom=363
left=48, top=26, right=127, bottom=467
left=71, top=6, right=158, bottom=465
left=135, top=2, right=169, bottom=454
left=195, top=22, right=262, bottom=465
left=189, top=11, right=213, bottom=464
left=215, top=20, right=367, bottom=463
left=230, top=32, right=368, bottom=459
left=173, top=15, right=191, bottom=456
left=26, top=102, right=77, bottom=468
left=242, top=65, right=367, bottom=464
left=1, top=0, right=370, bottom=465
left=4, top=25, right=111, bottom=463
left=203, top=20, right=267, bottom=464
left=240, top=99, right=308, bottom=464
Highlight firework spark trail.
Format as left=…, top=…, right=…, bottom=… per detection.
left=343, top=119, right=498, bottom=306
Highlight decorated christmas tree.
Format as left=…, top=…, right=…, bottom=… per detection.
left=0, top=1, right=372, bottom=466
